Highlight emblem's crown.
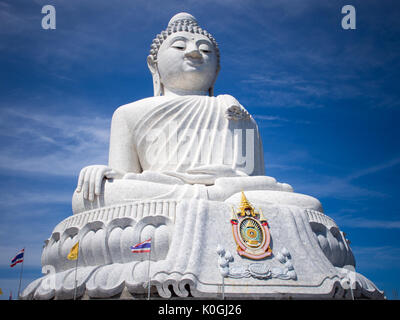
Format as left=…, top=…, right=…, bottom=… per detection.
left=239, top=191, right=256, bottom=217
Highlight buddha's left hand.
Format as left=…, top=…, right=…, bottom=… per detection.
left=164, top=165, right=247, bottom=185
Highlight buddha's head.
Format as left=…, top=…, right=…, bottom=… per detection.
left=147, top=12, right=220, bottom=96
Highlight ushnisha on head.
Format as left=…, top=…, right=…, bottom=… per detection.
left=147, top=12, right=220, bottom=97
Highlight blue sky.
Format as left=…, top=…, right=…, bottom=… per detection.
left=0, top=0, right=399, bottom=299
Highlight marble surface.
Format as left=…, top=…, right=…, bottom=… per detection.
left=22, top=197, right=383, bottom=299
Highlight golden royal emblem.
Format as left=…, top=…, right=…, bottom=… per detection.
left=230, top=192, right=272, bottom=260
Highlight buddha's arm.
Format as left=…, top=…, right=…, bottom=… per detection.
left=108, top=106, right=142, bottom=174
left=76, top=105, right=142, bottom=201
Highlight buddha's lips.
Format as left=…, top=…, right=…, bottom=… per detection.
left=184, top=58, right=203, bottom=67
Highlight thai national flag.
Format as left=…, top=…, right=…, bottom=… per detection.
left=130, top=239, right=151, bottom=253
left=10, top=248, right=24, bottom=267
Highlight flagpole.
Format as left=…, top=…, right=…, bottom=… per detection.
left=222, top=275, right=225, bottom=300
left=73, top=243, right=80, bottom=300
left=17, top=247, right=25, bottom=300
left=147, top=238, right=152, bottom=300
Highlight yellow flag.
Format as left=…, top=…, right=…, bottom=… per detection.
left=67, top=242, right=79, bottom=260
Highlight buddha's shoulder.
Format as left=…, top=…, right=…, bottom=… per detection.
left=215, top=94, right=241, bottom=105
left=113, top=96, right=171, bottom=116
left=112, top=94, right=244, bottom=119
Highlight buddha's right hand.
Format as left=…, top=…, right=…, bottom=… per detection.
left=76, top=165, right=122, bottom=201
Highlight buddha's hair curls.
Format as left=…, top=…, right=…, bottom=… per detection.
left=148, top=14, right=220, bottom=68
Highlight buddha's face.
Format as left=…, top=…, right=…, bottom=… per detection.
left=156, top=31, right=219, bottom=93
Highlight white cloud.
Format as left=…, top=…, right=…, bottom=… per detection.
left=297, top=175, right=387, bottom=199
left=254, top=114, right=311, bottom=125
left=291, top=155, right=400, bottom=200
left=332, top=211, right=400, bottom=230
left=0, top=107, right=110, bottom=177
left=347, top=157, right=400, bottom=181
left=254, top=115, right=287, bottom=121
left=352, top=245, right=400, bottom=271
left=0, top=191, right=72, bottom=208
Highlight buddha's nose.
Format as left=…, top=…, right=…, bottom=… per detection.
left=185, top=49, right=202, bottom=59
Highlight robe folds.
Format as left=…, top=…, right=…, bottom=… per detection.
left=109, top=94, right=265, bottom=184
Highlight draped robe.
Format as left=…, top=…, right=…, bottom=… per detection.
left=72, top=94, right=289, bottom=214
left=108, top=94, right=265, bottom=184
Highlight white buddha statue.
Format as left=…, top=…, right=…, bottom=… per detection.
left=21, top=13, right=384, bottom=300
left=71, top=12, right=315, bottom=214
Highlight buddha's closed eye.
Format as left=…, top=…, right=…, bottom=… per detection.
left=199, top=43, right=211, bottom=53
left=171, top=40, right=186, bottom=50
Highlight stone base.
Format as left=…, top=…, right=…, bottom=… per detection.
left=21, top=196, right=384, bottom=300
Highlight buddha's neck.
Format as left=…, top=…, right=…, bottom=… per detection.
left=163, top=87, right=209, bottom=97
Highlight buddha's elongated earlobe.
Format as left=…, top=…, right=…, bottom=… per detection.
left=147, top=55, right=163, bottom=96
left=153, top=72, right=163, bottom=96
